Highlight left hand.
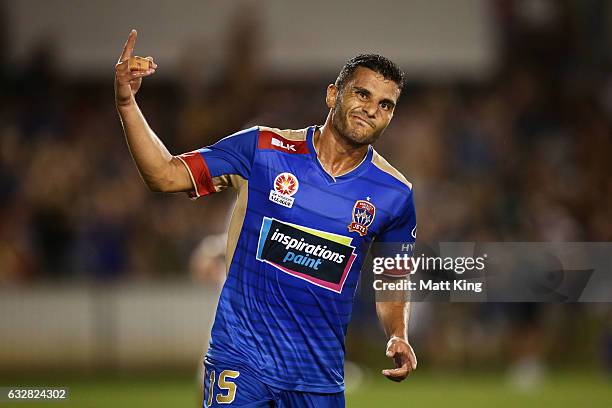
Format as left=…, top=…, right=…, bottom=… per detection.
left=382, top=336, right=417, bottom=382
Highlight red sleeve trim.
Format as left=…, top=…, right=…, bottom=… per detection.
left=177, top=151, right=216, bottom=198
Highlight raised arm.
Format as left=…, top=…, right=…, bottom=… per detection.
left=115, top=29, right=192, bottom=193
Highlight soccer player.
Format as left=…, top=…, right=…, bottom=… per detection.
left=115, top=29, right=417, bottom=407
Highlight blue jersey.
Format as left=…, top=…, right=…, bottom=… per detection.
left=179, top=125, right=416, bottom=393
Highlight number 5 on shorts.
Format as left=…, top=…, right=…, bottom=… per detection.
left=207, top=369, right=240, bottom=405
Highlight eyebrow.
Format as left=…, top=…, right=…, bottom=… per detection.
left=352, top=86, right=396, bottom=109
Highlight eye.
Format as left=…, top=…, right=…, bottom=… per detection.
left=380, top=102, right=391, bottom=111
left=356, top=91, right=368, bottom=100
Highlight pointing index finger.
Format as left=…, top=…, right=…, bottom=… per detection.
left=119, top=29, right=137, bottom=62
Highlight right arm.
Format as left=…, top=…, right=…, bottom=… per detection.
left=114, top=29, right=192, bottom=193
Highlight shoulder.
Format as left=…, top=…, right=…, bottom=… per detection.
left=215, top=125, right=310, bottom=154
left=255, top=126, right=309, bottom=154
left=370, top=149, right=413, bottom=191
left=221, top=125, right=309, bottom=142
left=258, top=126, right=309, bottom=141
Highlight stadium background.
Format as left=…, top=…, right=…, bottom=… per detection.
left=1, top=0, right=611, bottom=406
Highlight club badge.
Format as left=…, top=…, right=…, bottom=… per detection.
left=269, top=172, right=299, bottom=208
left=348, top=199, right=376, bottom=236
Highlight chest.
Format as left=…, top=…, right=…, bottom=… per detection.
left=248, top=152, right=396, bottom=244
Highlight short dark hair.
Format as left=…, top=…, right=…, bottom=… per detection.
left=335, top=54, right=405, bottom=93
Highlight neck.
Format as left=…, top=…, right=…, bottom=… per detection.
left=314, top=112, right=370, bottom=177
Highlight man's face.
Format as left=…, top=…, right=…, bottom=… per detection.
left=327, top=67, right=400, bottom=146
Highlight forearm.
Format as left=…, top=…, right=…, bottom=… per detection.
left=376, top=299, right=410, bottom=340
left=117, top=99, right=182, bottom=192
left=378, top=298, right=417, bottom=379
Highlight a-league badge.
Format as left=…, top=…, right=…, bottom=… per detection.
left=348, top=199, right=376, bottom=236
left=269, top=172, right=299, bottom=208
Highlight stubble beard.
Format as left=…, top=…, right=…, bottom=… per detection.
left=330, top=100, right=383, bottom=147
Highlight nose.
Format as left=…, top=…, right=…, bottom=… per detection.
left=362, top=100, right=377, bottom=118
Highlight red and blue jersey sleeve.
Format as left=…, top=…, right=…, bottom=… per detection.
left=178, top=126, right=258, bottom=198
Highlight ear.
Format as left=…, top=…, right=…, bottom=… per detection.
left=326, top=84, right=338, bottom=109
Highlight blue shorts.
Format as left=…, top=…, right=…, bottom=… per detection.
left=203, top=357, right=345, bottom=408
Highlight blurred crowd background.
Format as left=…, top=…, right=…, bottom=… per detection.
left=1, top=0, right=611, bottom=394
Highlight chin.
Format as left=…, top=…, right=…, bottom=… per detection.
left=332, top=112, right=379, bottom=146
left=345, top=127, right=378, bottom=146
left=348, top=134, right=373, bottom=146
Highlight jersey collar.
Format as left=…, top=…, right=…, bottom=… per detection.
left=307, top=125, right=373, bottom=184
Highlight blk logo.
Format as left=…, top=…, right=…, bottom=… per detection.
left=271, top=137, right=296, bottom=152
